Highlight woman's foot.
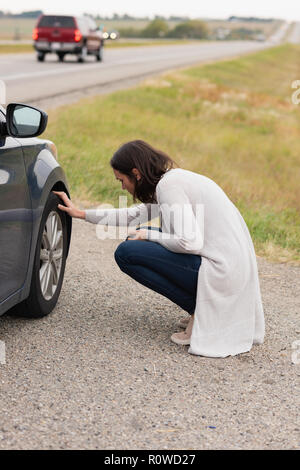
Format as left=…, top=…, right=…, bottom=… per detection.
left=171, top=315, right=194, bottom=346
left=178, top=317, right=190, bottom=329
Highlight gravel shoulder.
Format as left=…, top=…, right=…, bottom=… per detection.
left=0, top=217, right=299, bottom=449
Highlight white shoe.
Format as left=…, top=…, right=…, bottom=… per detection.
left=170, top=332, right=191, bottom=346
left=178, top=317, right=190, bottom=329
left=172, top=314, right=194, bottom=345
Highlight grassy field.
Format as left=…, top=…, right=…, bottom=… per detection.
left=0, top=17, right=280, bottom=40
left=0, top=39, right=200, bottom=54
left=44, top=44, right=300, bottom=264
left=205, top=19, right=282, bottom=38
left=0, top=18, right=180, bottom=39
left=0, top=44, right=33, bottom=53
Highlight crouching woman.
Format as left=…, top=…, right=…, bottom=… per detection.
left=54, top=140, right=265, bottom=357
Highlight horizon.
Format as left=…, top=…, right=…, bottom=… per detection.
left=0, top=10, right=288, bottom=22
left=0, top=0, right=299, bottom=22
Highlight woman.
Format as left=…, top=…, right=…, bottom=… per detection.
left=54, top=140, right=265, bottom=358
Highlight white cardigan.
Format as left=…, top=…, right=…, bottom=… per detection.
left=85, top=168, right=265, bottom=358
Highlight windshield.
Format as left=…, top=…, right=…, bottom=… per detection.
left=38, top=16, right=76, bottom=28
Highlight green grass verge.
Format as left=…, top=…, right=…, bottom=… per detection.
left=105, top=39, right=200, bottom=48
left=0, top=39, right=201, bottom=54
left=44, top=44, right=300, bottom=263
left=0, top=44, right=34, bottom=53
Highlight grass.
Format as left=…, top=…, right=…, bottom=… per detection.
left=44, top=44, right=300, bottom=264
left=105, top=39, right=201, bottom=48
left=0, top=44, right=33, bottom=53
left=0, top=18, right=182, bottom=39
left=0, top=39, right=201, bottom=54
left=0, top=17, right=280, bottom=40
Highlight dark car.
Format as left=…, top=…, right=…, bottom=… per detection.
left=0, top=103, right=71, bottom=318
left=32, top=14, right=104, bottom=62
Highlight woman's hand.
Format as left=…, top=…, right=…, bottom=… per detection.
left=127, top=229, right=148, bottom=241
left=52, top=191, right=86, bottom=219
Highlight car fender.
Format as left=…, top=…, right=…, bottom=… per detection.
left=19, top=140, right=72, bottom=300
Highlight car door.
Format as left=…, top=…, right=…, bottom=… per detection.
left=0, top=110, right=32, bottom=302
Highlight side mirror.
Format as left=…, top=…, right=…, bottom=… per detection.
left=6, top=103, right=48, bottom=138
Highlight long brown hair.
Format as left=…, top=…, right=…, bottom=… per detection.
left=110, top=140, right=177, bottom=203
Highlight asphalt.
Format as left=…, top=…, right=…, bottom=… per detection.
left=0, top=217, right=299, bottom=449
left=0, top=41, right=270, bottom=107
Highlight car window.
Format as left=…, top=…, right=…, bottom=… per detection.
left=38, top=16, right=76, bottom=28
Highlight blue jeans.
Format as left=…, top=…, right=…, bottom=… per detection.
left=114, top=228, right=202, bottom=314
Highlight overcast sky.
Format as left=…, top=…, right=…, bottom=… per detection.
left=1, top=0, right=299, bottom=21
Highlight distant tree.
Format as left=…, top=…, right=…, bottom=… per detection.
left=168, top=20, right=208, bottom=39
left=118, top=27, right=142, bottom=38
left=228, top=16, right=273, bottom=23
left=19, top=10, right=43, bottom=18
left=122, top=13, right=136, bottom=20
left=141, top=19, right=169, bottom=38
left=168, top=16, right=190, bottom=21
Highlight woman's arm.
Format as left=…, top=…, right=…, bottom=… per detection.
left=84, top=203, right=159, bottom=227
left=144, top=185, right=204, bottom=254
left=52, top=191, right=86, bottom=218
left=52, top=191, right=159, bottom=228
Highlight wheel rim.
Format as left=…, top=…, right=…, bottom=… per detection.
left=39, top=211, right=63, bottom=301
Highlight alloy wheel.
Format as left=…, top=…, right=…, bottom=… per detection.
left=39, top=211, right=63, bottom=300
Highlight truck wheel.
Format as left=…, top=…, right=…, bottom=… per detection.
left=8, top=193, right=68, bottom=318
left=57, top=52, right=65, bottom=62
left=37, top=52, right=45, bottom=62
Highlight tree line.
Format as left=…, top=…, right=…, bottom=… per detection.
left=118, top=19, right=209, bottom=39
left=0, top=10, right=43, bottom=18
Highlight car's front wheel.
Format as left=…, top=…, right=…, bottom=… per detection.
left=9, top=193, right=68, bottom=318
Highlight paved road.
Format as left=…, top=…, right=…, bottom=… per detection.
left=0, top=218, right=299, bottom=449
left=0, top=41, right=270, bottom=107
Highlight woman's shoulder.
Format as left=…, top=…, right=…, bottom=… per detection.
left=157, top=168, right=202, bottom=189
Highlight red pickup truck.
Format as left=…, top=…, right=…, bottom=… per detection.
left=33, top=15, right=104, bottom=62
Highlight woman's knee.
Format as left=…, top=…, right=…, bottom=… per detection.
left=114, top=241, right=129, bottom=266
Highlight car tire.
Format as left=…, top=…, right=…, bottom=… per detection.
left=57, top=52, right=65, bottom=62
left=77, top=45, right=87, bottom=63
left=8, top=193, right=68, bottom=318
left=95, top=45, right=103, bottom=62
left=37, top=52, right=45, bottom=62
